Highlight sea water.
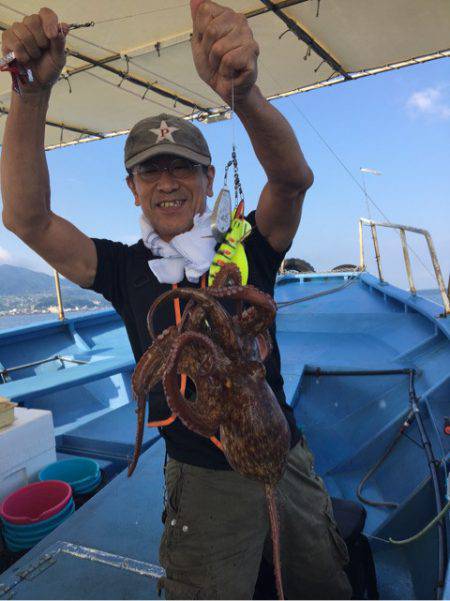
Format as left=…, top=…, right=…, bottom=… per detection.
left=0, top=310, right=101, bottom=331
left=0, top=290, right=444, bottom=331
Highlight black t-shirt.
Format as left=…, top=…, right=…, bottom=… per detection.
left=88, top=211, right=301, bottom=469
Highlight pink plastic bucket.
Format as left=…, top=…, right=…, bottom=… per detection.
left=0, top=481, right=72, bottom=525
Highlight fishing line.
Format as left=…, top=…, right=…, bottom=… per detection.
left=93, top=3, right=190, bottom=25
left=259, top=62, right=437, bottom=283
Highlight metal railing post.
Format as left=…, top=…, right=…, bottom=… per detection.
left=53, top=269, right=65, bottom=321
left=358, top=220, right=365, bottom=271
left=359, top=218, right=450, bottom=317
left=370, top=224, right=383, bottom=282
left=423, top=233, right=450, bottom=315
left=399, top=229, right=416, bottom=294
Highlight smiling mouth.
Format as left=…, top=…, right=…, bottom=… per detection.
left=156, top=200, right=186, bottom=209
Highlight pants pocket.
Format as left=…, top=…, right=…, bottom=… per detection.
left=323, top=496, right=350, bottom=567
left=160, top=462, right=186, bottom=560
left=165, top=462, right=185, bottom=515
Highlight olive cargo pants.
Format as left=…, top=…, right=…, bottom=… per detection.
left=158, top=438, right=352, bottom=599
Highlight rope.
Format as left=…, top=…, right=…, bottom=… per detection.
left=389, top=500, right=450, bottom=546
left=356, top=409, right=416, bottom=509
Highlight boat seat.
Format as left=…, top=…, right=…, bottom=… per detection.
left=0, top=355, right=135, bottom=403
left=331, top=496, right=367, bottom=545
left=253, top=497, right=379, bottom=599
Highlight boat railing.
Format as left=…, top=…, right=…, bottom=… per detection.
left=0, top=355, right=88, bottom=384
left=359, top=218, right=450, bottom=316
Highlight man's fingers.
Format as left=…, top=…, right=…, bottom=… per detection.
left=203, top=18, right=235, bottom=70
left=38, top=7, right=59, bottom=39
left=192, top=0, right=228, bottom=41
left=10, top=23, right=41, bottom=62
left=1, top=8, right=59, bottom=60
left=208, top=29, right=245, bottom=74
left=218, top=45, right=257, bottom=81
left=2, top=29, right=29, bottom=63
left=23, top=14, right=50, bottom=49
left=190, top=0, right=206, bottom=20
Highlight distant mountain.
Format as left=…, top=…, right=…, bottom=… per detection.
left=0, top=264, right=110, bottom=312
left=0, top=264, right=79, bottom=295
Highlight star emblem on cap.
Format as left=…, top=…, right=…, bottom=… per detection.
left=150, top=120, right=178, bottom=143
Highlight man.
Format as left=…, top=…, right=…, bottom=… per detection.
left=1, top=1, right=351, bottom=598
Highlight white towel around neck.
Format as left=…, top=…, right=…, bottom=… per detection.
left=140, top=210, right=216, bottom=284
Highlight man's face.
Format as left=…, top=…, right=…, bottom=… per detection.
left=127, top=154, right=215, bottom=242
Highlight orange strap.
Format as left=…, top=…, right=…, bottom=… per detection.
left=147, top=274, right=207, bottom=428
left=210, top=436, right=223, bottom=451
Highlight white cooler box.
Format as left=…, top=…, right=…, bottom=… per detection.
left=0, top=407, right=56, bottom=502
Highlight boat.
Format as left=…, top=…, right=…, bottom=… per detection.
left=0, top=2, right=449, bottom=599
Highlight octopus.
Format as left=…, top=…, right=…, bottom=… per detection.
left=128, top=264, right=291, bottom=600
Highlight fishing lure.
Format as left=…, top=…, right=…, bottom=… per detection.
left=208, top=201, right=252, bottom=287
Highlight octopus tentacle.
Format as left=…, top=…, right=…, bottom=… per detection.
left=212, top=263, right=242, bottom=288
left=163, top=332, right=230, bottom=437
left=147, top=288, right=241, bottom=357
left=178, top=299, right=208, bottom=335
left=128, top=325, right=178, bottom=477
left=208, top=285, right=276, bottom=337
left=255, top=330, right=273, bottom=362
left=131, top=325, right=178, bottom=398
left=128, top=393, right=146, bottom=477
left=266, top=485, right=284, bottom=601
left=212, top=264, right=244, bottom=316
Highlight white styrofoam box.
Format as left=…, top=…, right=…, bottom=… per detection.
left=0, top=407, right=56, bottom=502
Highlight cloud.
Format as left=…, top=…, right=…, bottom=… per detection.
left=407, top=86, right=450, bottom=120
left=0, top=246, right=12, bottom=263
left=0, top=247, right=54, bottom=274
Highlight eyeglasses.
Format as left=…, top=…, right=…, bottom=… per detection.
left=133, top=158, right=202, bottom=182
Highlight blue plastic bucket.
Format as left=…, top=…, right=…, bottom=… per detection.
left=3, top=531, right=30, bottom=552
left=39, top=458, right=100, bottom=491
left=74, top=471, right=101, bottom=495
left=2, top=503, right=75, bottom=551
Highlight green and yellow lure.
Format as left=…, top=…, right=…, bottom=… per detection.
left=208, top=201, right=252, bottom=287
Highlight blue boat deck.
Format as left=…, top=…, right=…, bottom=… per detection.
left=1, top=271, right=449, bottom=599
left=0, top=442, right=166, bottom=599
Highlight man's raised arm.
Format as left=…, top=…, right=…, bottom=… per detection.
left=190, top=0, right=313, bottom=252
left=1, top=8, right=97, bottom=287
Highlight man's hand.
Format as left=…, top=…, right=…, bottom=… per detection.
left=190, top=0, right=259, bottom=105
left=1, top=7, right=67, bottom=95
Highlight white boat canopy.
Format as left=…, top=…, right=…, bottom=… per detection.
left=0, top=0, right=449, bottom=149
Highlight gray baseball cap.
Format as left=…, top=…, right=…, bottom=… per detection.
left=124, top=113, right=211, bottom=170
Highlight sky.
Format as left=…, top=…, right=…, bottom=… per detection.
left=0, top=55, right=449, bottom=291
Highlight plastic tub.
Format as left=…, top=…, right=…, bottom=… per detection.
left=3, top=531, right=31, bottom=552
left=3, top=530, right=38, bottom=552
left=73, top=471, right=101, bottom=495
left=2, top=498, right=74, bottom=534
left=0, top=481, right=72, bottom=525
left=39, top=458, right=100, bottom=490
left=2, top=503, right=75, bottom=544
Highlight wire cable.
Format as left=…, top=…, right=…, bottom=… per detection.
left=93, top=4, right=190, bottom=25
left=259, top=62, right=437, bottom=283
left=276, top=276, right=356, bottom=308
